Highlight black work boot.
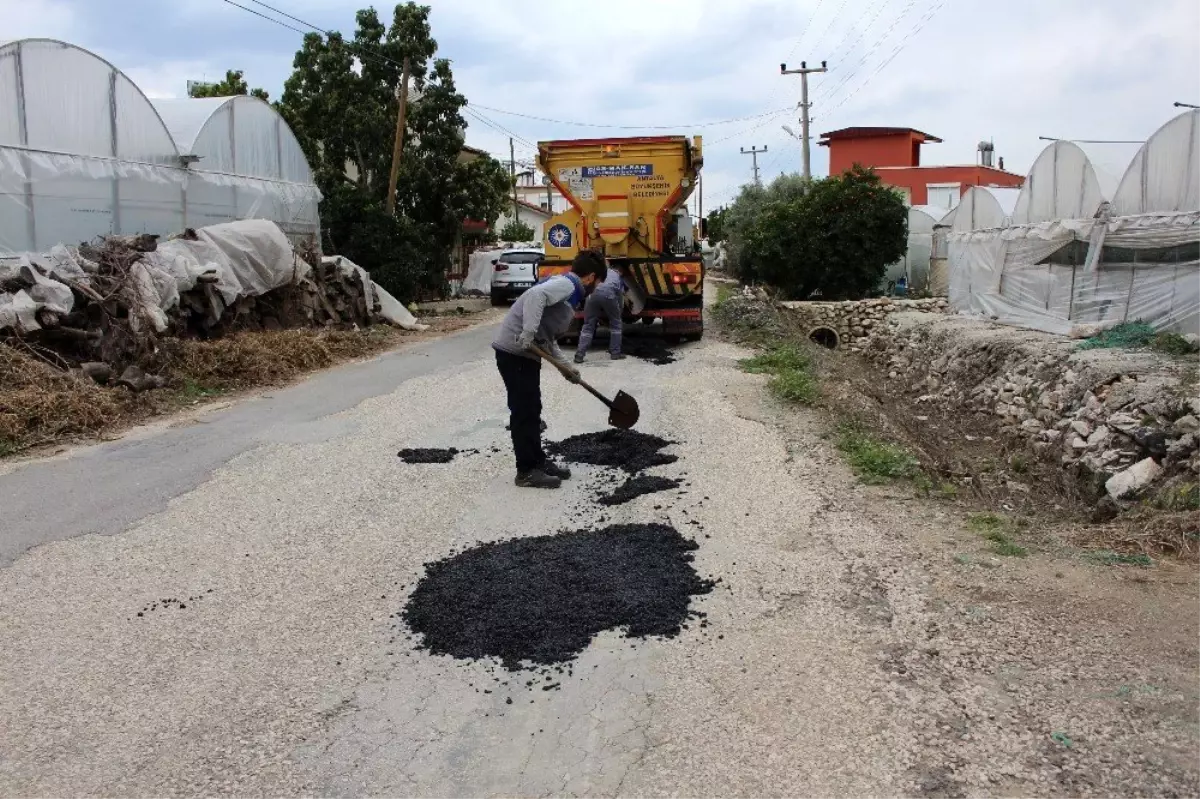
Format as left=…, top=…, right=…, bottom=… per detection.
left=573, top=352, right=586, bottom=364
left=541, top=460, right=572, bottom=480
left=610, top=352, right=626, bottom=360
left=515, top=469, right=562, bottom=489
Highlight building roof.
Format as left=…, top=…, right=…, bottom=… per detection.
left=513, top=199, right=552, bottom=218
left=818, top=127, right=943, bottom=145
left=873, top=164, right=1024, bottom=179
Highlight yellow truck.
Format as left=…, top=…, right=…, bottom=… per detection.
left=536, top=135, right=705, bottom=340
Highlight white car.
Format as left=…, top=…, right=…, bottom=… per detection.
left=490, top=247, right=544, bottom=306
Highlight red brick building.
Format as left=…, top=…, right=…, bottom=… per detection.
left=818, top=127, right=1024, bottom=209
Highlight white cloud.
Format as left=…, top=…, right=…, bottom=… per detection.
left=3, top=0, right=1198, bottom=214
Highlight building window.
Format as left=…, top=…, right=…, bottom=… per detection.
left=927, top=183, right=961, bottom=210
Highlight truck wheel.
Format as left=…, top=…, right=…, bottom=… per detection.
left=490, top=291, right=505, bottom=307
left=685, top=330, right=703, bottom=342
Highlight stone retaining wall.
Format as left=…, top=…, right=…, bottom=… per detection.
left=860, top=313, right=1199, bottom=499
left=780, top=298, right=949, bottom=350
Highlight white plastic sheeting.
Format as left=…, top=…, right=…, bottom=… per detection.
left=152, top=97, right=320, bottom=239
left=0, top=219, right=307, bottom=333
left=950, top=113, right=1200, bottom=336
left=322, top=255, right=427, bottom=331
left=1112, top=110, right=1200, bottom=216
left=886, top=205, right=947, bottom=290
left=949, top=187, right=1021, bottom=233
left=0, top=39, right=321, bottom=256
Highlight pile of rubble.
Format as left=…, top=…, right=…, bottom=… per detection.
left=863, top=313, right=1199, bottom=500
left=0, top=220, right=422, bottom=390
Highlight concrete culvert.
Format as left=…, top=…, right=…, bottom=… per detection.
left=808, top=326, right=840, bottom=349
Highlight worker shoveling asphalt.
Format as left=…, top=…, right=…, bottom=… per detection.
left=491, top=249, right=640, bottom=490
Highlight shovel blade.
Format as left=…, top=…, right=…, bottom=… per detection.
left=608, top=390, right=640, bottom=429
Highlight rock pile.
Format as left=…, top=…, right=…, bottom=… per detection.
left=780, top=297, right=950, bottom=350
left=863, top=316, right=1199, bottom=499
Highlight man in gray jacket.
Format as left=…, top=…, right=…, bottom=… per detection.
left=574, top=265, right=626, bottom=362
left=492, top=249, right=607, bottom=488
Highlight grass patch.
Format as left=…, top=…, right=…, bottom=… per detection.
left=836, top=422, right=922, bottom=483
left=967, top=513, right=1029, bottom=557
left=739, top=344, right=809, bottom=374
left=769, top=368, right=819, bottom=405
left=713, top=283, right=736, bottom=307
left=739, top=344, right=819, bottom=405
left=1085, top=550, right=1154, bottom=567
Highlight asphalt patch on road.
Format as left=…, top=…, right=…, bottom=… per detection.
left=546, top=429, right=678, bottom=473
left=398, top=447, right=466, bottom=463
left=599, top=475, right=682, bottom=506
left=402, top=523, right=713, bottom=670
left=621, top=336, right=677, bottom=365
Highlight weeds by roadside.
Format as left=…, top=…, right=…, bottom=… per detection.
left=0, top=326, right=416, bottom=457
left=967, top=513, right=1030, bottom=557
left=836, top=422, right=923, bottom=484
left=738, top=344, right=819, bottom=405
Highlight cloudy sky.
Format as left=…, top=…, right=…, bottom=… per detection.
left=5, top=0, right=1198, bottom=212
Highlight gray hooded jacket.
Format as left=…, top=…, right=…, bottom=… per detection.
left=491, top=274, right=581, bottom=362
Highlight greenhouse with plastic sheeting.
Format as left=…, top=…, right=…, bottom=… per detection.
left=0, top=38, right=320, bottom=256
left=948, top=110, right=1199, bottom=335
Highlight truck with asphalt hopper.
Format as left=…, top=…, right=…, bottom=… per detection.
left=536, top=136, right=705, bottom=341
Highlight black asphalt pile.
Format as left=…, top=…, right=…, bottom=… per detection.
left=402, top=523, right=713, bottom=669
left=622, top=336, right=677, bottom=365
left=599, top=475, right=682, bottom=506
left=546, top=429, right=677, bottom=473
left=398, top=447, right=464, bottom=463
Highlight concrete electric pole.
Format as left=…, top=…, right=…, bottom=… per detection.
left=780, top=60, right=828, bottom=181
left=740, top=145, right=768, bottom=185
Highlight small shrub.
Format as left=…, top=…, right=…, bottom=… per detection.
left=968, top=513, right=1029, bottom=556
left=1151, top=332, right=1199, bottom=356
left=836, top=422, right=922, bottom=483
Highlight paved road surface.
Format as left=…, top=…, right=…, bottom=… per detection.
left=1, top=318, right=1196, bottom=797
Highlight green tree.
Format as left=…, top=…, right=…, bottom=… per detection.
left=730, top=166, right=906, bottom=299
left=188, top=69, right=269, bottom=101
left=276, top=3, right=511, bottom=301
left=498, top=219, right=535, bottom=242
left=704, top=206, right=730, bottom=243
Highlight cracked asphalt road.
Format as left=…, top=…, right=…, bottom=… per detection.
left=1, top=314, right=1196, bottom=797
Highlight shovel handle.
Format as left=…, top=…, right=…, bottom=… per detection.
left=529, top=344, right=615, bottom=409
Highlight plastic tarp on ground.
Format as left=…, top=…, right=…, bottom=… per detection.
left=0, top=219, right=308, bottom=333
left=322, top=254, right=427, bottom=331
left=0, top=39, right=322, bottom=256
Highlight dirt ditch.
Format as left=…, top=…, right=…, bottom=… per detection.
left=402, top=523, right=714, bottom=670
left=546, top=429, right=677, bottom=473
left=599, top=475, right=682, bottom=506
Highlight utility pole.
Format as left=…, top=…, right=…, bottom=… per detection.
left=509, top=138, right=518, bottom=223
left=386, top=56, right=411, bottom=216
left=781, top=60, right=828, bottom=181
left=740, top=145, right=767, bottom=185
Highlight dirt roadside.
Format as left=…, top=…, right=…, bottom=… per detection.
left=708, top=297, right=1199, bottom=797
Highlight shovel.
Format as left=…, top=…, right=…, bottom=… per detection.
left=530, top=345, right=640, bottom=429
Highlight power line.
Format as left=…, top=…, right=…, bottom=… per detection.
left=220, top=0, right=311, bottom=36
left=812, top=0, right=922, bottom=105
left=782, top=0, right=830, bottom=64
left=814, top=0, right=895, bottom=86
left=708, top=108, right=796, bottom=146
left=822, top=0, right=950, bottom=121
left=462, top=106, right=537, bottom=150
left=467, top=103, right=795, bottom=130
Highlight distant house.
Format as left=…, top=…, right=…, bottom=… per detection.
left=513, top=169, right=569, bottom=214
left=495, top=199, right=553, bottom=243
left=818, top=126, right=1024, bottom=210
